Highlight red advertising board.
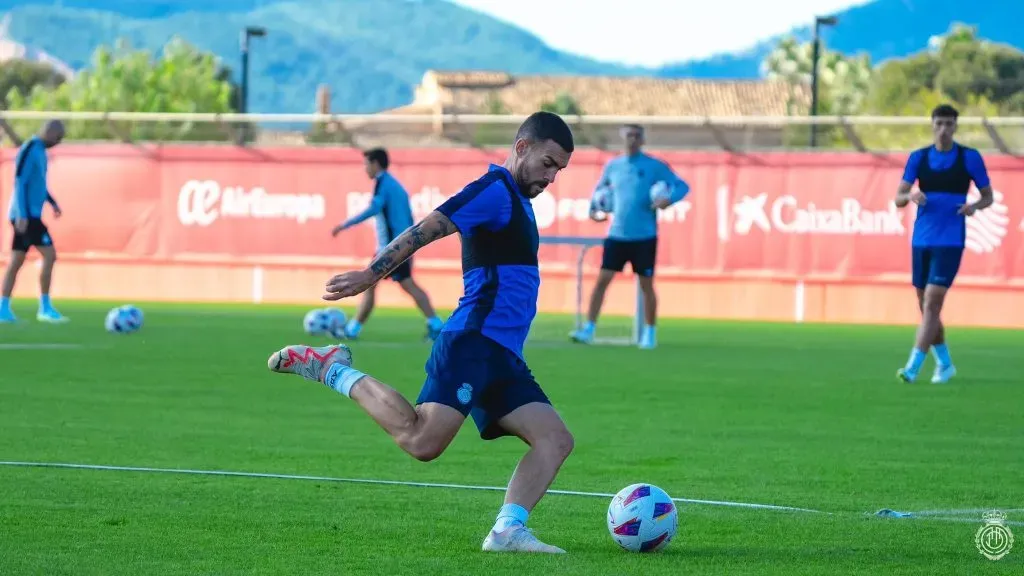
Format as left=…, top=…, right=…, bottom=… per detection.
left=2, top=145, right=1022, bottom=325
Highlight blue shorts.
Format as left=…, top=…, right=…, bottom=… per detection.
left=912, top=246, right=964, bottom=289
left=417, top=330, right=551, bottom=440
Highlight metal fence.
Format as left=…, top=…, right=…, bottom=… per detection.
left=3, top=111, right=1024, bottom=153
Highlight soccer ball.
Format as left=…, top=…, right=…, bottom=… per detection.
left=104, top=304, right=144, bottom=334
left=593, top=185, right=614, bottom=213
left=323, top=307, right=348, bottom=339
left=650, top=181, right=671, bottom=205
left=607, top=483, right=678, bottom=553
left=303, top=308, right=335, bottom=336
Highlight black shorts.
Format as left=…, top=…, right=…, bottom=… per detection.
left=388, top=258, right=413, bottom=282
left=10, top=218, right=53, bottom=252
left=371, top=251, right=413, bottom=282
left=601, top=238, right=657, bottom=277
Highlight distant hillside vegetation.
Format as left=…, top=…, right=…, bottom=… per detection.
left=2, top=0, right=1022, bottom=113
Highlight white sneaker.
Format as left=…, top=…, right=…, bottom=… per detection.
left=931, top=364, right=957, bottom=384
left=37, top=308, right=69, bottom=323
left=267, top=344, right=353, bottom=383
left=482, top=525, right=565, bottom=554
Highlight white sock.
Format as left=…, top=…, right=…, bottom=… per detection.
left=493, top=503, right=529, bottom=532
left=323, top=363, right=366, bottom=398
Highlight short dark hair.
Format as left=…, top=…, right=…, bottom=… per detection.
left=622, top=123, right=644, bottom=135
left=363, top=147, right=389, bottom=170
left=931, top=104, right=959, bottom=120
left=515, top=111, right=574, bottom=153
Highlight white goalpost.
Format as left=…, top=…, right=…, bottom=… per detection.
left=534, top=235, right=644, bottom=346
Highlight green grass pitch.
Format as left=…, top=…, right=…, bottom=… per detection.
left=1, top=300, right=1021, bottom=575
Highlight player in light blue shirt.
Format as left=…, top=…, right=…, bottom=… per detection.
left=2, top=120, right=67, bottom=324
left=331, top=148, right=444, bottom=340
left=570, top=124, right=689, bottom=349
left=895, top=104, right=994, bottom=384
left=267, top=112, right=576, bottom=553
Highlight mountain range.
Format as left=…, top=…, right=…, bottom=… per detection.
left=1, top=0, right=1022, bottom=113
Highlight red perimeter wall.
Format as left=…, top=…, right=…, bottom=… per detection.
left=2, top=145, right=1023, bottom=327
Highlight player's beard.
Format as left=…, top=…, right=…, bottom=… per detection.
left=526, top=181, right=548, bottom=198
left=512, top=170, right=535, bottom=197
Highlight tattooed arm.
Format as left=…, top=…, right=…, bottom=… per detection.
left=323, top=211, right=457, bottom=301
left=367, top=211, right=457, bottom=281
left=323, top=178, right=508, bottom=302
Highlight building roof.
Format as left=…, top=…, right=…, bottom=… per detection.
left=391, top=69, right=810, bottom=117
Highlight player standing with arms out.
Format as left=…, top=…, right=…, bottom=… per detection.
left=895, top=104, right=993, bottom=384
left=1, top=120, right=67, bottom=324
left=331, top=148, right=444, bottom=341
left=269, top=112, right=575, bottom=553
left=570, top=124, right=689, bottom=349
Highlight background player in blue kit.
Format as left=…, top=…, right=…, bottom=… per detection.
left=268, top=112, right=575, bottom=554
left=570, top=124, right=689, bottom=349
left=894, top=104, right=994, bottom=384
left=1, top=120, right=67, bottom=324
left=331, top=148, right=444, bottom=340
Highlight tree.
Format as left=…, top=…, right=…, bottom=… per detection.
left=0, top=59, right=66, bottom=106
left=537, top=91, right=605, bottom=147
left=762, top=36, right=874, bottom=116
left=540, top=92, right=584, bottom=116
left=0, top=59, right=67, bottom=145
left=483, top=92, right=509, bottom=115
left=762, top=36, right=874, bottom=147
left=5, top=37, right=238, bottom=142
left=467, top=92, right=513, bottom=147
left=764, top=23, right=1024, bottom=150
left=865, top=24, right=1024, bottom=114
left=860, top=23, right=1024, bottom=148
left=859, top=88, right=1002, bottom=150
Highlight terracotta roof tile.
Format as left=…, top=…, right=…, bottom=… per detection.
left=402, top=70, right=810, bottom=117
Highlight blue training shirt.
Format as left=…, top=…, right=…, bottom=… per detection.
left=8, top=136, right=50, bottom=220
left=436, top=164, right=539, bottom=359
left=592, top=152, right=690, bottom=241
left=901, top=143, right=990, bottom=248
left=343, top=171, right=415, bottom=250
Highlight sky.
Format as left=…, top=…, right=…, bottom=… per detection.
left=450, top=0, right=869, bottom=67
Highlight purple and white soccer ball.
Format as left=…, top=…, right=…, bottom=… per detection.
left=323, top=307, right=348, bottom=339
left=303, top=308, right=333, bottom=336
left=104, top=304, right=144, bottom=334
left=303, top=307, right=348, bottom=338
left=607, top=483, right=678, bottom=552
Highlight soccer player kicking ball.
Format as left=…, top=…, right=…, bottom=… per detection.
left=570, top=124, right=689, bottom=349
left=269, top=112, right=575, bottom=553
left=895, top=104, right=993, bottom=384
left=331, top=148, right=445, bottom=341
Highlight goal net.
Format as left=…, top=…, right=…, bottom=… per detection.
left=527, top=235, right=644, bottom=346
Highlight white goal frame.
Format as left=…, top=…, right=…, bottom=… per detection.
left=539, top=235, right=644, bottom=345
